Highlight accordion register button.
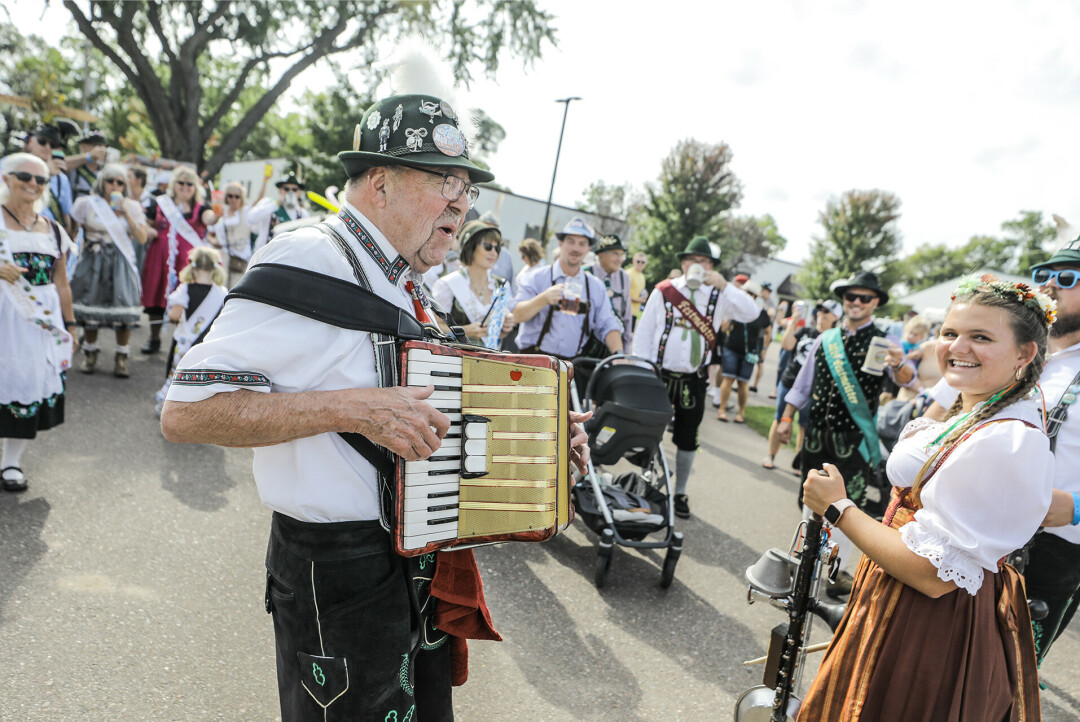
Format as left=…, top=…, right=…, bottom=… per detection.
left=463, top=456, right=487, bottom=474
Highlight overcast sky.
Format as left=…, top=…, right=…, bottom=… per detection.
left=23, top=0, right=1080, bottom=263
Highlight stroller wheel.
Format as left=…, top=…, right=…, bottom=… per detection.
left=595, top=528, right=615, bottom=588
left=660, top=532, right=683, bottom=589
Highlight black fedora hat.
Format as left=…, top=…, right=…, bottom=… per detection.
left=833, top=270, right=889, bottom=305
left=338, top=94, right=494, bottom=184
left=26, top=119, right=80, bottom=149
left=595, top=234, right=626, bottom=254
left=275, top=172, right=306, bottom=190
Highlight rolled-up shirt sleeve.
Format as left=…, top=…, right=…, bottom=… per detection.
left=899, top=419, right=1053, bottom=595
left=165, top=234, right=377, bottom=403
left=717, top=284, right=761, bottom=324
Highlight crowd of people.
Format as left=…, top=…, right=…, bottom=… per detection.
left=3, top=99, right=1080, bottom=721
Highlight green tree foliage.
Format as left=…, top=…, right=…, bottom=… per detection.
left=635, top=139, right=743, bottom=284
left=899, top=234, right=1016, bottom=292
left=1002, top=210, right=1055, bottom=271
left=798, top=189, right=902, bottom=300
left=576, top=180, right=642, bottom=238
left=63, top=0, right=556, bottom=175
left=724, top=213, right=787, bottom=275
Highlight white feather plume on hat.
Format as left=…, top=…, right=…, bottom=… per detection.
left=380, top=37, right=479, bottom=144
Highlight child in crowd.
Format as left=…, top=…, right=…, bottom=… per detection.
left=153, top=246, right=227, bottom=415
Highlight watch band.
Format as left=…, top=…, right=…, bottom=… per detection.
left=825, top=499, right=856, bottom=525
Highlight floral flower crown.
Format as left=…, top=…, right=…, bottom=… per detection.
left=951, top=273, right=1057, bottom=326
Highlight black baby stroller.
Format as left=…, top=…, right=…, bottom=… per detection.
left=570, top=354, right=684, bottom=588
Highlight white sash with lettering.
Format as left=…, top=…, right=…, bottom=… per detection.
left=0, top=224, right=74, bottom=382
left=155, top=282, right=228, bottom=404
left=87, top=194, right=138, bottom=274
left=156, top=195, right=205, bottom=295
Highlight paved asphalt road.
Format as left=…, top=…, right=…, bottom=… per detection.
left=2, top=329, right=1079, bottom=720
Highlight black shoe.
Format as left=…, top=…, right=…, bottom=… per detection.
left=673, top=494, right=690, bottom=519
left=1, top=466, right=27, bottom=492
left=140, top=338, right=161, bottom=354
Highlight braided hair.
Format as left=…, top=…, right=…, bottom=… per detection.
left=911, top=284, right=1050, bottom=503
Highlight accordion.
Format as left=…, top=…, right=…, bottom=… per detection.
left=395, top=340, right=574, bottom=556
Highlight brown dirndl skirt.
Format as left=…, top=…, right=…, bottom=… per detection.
left=797, top=489, right=1040, bottom=722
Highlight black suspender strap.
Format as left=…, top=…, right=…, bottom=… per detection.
left=314, top=222, right=401, bottom=531
left=1046, top=368, right=1080, bottom=453
left=226, top=263, right=425, bottom=339
left=532, top=265, right=593, bottom=356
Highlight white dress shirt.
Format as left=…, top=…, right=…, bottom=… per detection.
left=166, top=204, right=422, bottom=523
left=888, top=398, right=1053, bottom=594
left=930, top=340, right=1080, bottom=544
left=633, top=278, right=760, bottom=372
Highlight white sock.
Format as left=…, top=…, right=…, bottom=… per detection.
left=2, top=438, right=29, bottom=472
left=82, top=343, right=100, bottom=352
left=675, top=449, right=696, bottom=496
left=115, top=345, right=131, bottom=355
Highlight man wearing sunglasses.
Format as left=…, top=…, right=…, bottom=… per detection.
left=247, top=170, right=311, bottom=252
left=161, top=90, right=593, bottom=721
left=778, top=271, right=915, bottom=588
left=22, top=121, right=78, bottom=230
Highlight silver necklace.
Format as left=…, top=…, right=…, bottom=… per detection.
left=2, top=205, right=37, bottom=232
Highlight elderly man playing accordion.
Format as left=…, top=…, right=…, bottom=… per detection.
left=161, top=92, right=590, bottom=722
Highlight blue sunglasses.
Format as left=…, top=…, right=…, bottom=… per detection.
left=1032, top=268, right=1079, bottom=290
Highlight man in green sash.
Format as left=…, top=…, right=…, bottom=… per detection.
left=778, top=271, right=914, bottom=585
left=248, top=170, right=311, bottom=253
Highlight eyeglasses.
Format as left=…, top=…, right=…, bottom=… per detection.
left=410, top=167, right=480, bottom=208
left=175, top=180, right=194, bottom=187
left=104, top=177, right=126, bottom=187
left=1033, top=268, right=1079, bottom=290
left=11, top=171, right=48, bottom=185
left=281, top=186, right=300, bottom=193
left=481, top=241, right=501, bottom=252
left=33, top=136, right=56, bottom=149
left=225, top=193, right=241, bottom=200
left=843, top=292, right=877, bottom=304
left=634, top=259, right=647, bottom=265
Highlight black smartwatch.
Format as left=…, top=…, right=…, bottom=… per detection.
left=825, top=499, right=856, bottom=525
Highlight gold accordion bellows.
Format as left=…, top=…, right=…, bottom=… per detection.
left=394, top=340, right=574, bottom=556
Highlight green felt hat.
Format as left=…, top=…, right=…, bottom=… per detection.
left=338, top=94, right=494, bottom=184
left=1031, top=234, right=1080, bottom=271
left=676, top=236, right=721, bottom=263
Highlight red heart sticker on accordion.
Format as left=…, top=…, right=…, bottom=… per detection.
left=510, top=370, right=522, bottom=381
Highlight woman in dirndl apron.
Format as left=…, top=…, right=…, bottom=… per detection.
left=0, top=153, right=77, bottom=492
left=799, top=275, right=1056, bottom=721
left=69, top=163, right=147, bottom=377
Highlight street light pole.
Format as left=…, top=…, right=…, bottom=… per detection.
left=540, top=96, right=581, bottom=243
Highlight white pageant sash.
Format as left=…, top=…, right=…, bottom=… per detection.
left=87, top=194, right=138, bottom=274
left=156, top=195, right=206, bottom=295
left=0, top=225, right=74, bottom=371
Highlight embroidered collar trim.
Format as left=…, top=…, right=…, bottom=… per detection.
left=338, top=208, right=409, bottom=284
